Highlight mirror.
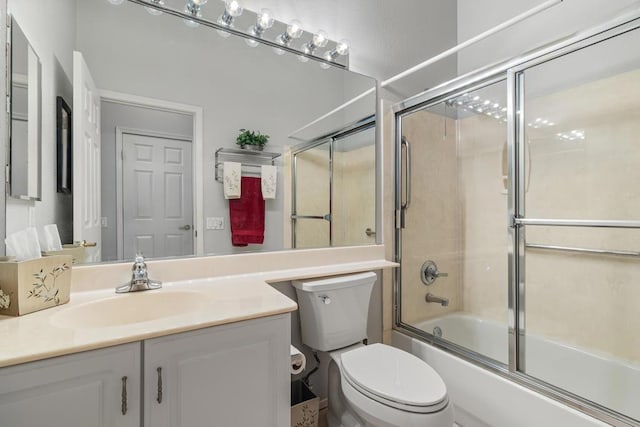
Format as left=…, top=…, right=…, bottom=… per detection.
left=8, top=17, right=41, bottom=201
left=5, top=0, right=376, bottom=264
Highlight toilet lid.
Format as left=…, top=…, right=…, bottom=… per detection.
left=341, top=344, right=447, bottom=408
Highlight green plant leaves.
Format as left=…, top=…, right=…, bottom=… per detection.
left=236, top=129, right=270, bottom=147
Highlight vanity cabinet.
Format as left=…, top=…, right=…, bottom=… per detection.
left=144, top=314, right=290, bottom=427
left=0, top=314, right=290, bottom=427
left=0, top=343, right=141, bottom=427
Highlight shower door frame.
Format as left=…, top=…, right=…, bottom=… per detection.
left=290, top=116, right=375, bottom=248
left=392, top=12, right=640, bottom=427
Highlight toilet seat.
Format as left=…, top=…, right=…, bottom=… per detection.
left=340, top=344, right=449, bottom=414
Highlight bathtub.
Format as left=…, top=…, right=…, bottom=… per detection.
left=393, top=313, right=640, bottom=426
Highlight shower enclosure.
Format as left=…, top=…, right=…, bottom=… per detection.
left=394, top=16, right=640, bottom=426
left=290, top=119, right=376, bottom=249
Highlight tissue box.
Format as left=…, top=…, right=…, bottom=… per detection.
left=42, top=244, right=87, bottom=264
left=0, top=255, right=72, bottom=316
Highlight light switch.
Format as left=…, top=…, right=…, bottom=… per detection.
left=101, top=217, right=108, bottom=228
left=206, top=217, right=224, bottom=230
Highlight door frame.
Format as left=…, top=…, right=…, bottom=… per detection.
left=100, top=90, right=204, bottom=258
left=116, top=127, right=193, bottom=260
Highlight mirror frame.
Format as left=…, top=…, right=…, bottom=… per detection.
left=8, top=15, right=42, bottom=201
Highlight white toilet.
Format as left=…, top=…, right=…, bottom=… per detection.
left=293, top=272, right=454, bottom=427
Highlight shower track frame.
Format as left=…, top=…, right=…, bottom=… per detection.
left=392, top=10, right=640, bottom=427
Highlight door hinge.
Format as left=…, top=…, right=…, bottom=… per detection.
left=5, top=95, right=10, bottom=114
left=5, top=164, right=10, bottom=184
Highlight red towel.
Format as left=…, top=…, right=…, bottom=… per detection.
left=229, top=177, right=265, bottom=246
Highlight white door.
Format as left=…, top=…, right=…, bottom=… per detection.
left=122, top=133, right=193, bottom=259
left=73, top=51, right=101, bottom=262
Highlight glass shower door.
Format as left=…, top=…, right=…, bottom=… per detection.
left=292, top=141, right=331, bottom=248
left=517, top=25, right=640, bottom=423
left=396, top=79, right=510, bottom=364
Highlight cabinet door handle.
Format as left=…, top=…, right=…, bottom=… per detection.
left=121, top=376, right=128, bottom=415
left=156, top=367, right=163, bottom=404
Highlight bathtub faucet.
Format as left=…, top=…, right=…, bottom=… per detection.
left=425, top=293, right=449, bottom=307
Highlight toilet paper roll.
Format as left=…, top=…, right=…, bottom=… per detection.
left=290, top=345, right=306, bottom=375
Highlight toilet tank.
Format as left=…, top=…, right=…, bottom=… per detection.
left=292, top=272, right=376, bottom=352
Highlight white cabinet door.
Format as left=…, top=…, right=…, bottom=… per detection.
left=0, top=343, right=141, bottom=427
left=144, top=315, right=291, bottom=427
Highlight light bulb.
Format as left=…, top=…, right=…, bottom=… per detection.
left=107, top=0, right=125, bottom=5
left=298, top=55, right=309, bottom=63
left=184, top=0, right=205, bottom=26
left=312, top=30, right=328, bottom=48
left=257, top=8, right=274, bottom=30
left=225, top=0, right=243, bottom=17
left=335, top=39, right=349, bottom=55
left=286, top=20, right=303, bottom=39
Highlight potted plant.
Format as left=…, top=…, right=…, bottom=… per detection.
left=236, top=129, right=270, bottom=151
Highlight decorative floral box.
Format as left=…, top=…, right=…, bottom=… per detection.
left=291, top=380, right=319, bottom=427
left=0, top=255, right=72, bottom=316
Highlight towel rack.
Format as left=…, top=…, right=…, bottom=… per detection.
left=215, top=147, right=281, bottom=183
left=526, top=243, right=640, bottom=258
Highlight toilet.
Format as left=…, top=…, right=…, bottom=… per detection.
left=293, top=272, right=454, bottom=427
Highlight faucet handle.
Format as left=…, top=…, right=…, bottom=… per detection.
left=421, top=260, right=448, bottom=285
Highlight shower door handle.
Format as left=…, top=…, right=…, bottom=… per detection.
left=399, top=136, right=412, bottom=229
left=401, top=137, right=411, bottom=211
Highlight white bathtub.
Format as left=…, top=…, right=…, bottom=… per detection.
left=394, top=313, right=640, bottom=426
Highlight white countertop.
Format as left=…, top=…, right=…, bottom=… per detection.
left=0, top=257, right=397, bottom=368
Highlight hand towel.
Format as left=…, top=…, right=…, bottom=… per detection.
left=223, top=162, right=241, bottom=199
left=261, top=165, right=277, bottom=200
left=229, top=177, right=265, bottom=246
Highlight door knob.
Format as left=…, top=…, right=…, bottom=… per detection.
left=179, top=225, right=191, bottom=231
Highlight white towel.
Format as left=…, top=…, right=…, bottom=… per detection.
left=261, top=165, right=277, bottom=200
left=223, top=162, right=241, bottom=199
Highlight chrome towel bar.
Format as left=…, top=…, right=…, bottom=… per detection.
left=526, top=243, right=640, bottom=258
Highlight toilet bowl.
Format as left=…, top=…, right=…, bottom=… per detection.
left=327, top=343, right=453, bottom=427
left=293, top=272, right=453, bottom=427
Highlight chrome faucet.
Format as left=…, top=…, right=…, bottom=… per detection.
left=116, top=254, right=162, bottom=293
left=425, top=293, right=449, bottom=307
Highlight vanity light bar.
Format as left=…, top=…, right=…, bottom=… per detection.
left=118, top=0, right=349, bottom=69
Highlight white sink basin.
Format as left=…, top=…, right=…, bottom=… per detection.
left=51, top=290, right=209, bottom=329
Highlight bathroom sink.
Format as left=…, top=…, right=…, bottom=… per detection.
left=51, top=290, right=209, bottom=329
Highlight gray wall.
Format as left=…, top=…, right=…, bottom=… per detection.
left=100, top=102, right=194, bottom=261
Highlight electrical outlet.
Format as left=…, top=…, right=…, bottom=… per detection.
left=206, top=217, right=224, bottom=230
left=101, top=217, right=108, bottom=228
